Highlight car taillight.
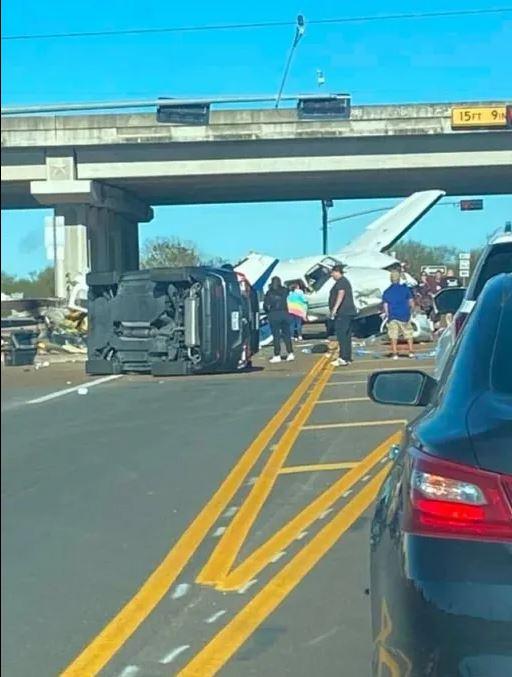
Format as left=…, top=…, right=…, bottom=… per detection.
left=403, top=449, right=512, bottom=541
left=453, top=311, right=468, bottom=337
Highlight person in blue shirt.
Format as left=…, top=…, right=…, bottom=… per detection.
left=382, top=270, right=416, bottom=359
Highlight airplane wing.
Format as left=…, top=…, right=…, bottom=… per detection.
left=234, top=253, right=279, bottom=292
left=340, top=190, right=445, bottom=256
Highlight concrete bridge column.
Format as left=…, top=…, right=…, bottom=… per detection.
left=55, top=203, right=142, bottom=273
left=86, top=208, right=140, bottom=273
left=31, top=174, right=152, bottom=274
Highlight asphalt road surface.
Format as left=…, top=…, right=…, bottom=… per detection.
left=1, top=345, right=434, bottom=676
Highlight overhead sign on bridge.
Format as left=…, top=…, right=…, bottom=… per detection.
left=451, top=105, right=508, bottom=129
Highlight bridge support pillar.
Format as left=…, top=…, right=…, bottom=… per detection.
left=31, top=179, right=153, bottom=275
left=55, top=204, right=142, bottom=273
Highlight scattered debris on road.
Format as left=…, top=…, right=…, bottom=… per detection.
left=1, top=297, right=87, bottom=367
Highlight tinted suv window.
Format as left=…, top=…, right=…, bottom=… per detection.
left=491, top=286, right=512, bottom=395
left=474, top=243, right=512, bottom=297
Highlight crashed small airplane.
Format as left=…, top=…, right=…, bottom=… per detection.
left=235, top=190, right=445, bottom=338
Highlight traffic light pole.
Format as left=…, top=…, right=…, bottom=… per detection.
left=322, top=201, right=329, bottom=255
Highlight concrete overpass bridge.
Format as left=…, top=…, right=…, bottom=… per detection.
left=2, top=99, right=511, bottom=279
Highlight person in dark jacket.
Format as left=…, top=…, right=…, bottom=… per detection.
left=263, top=276, right=294, bottom=363
left=329, top=265, right=357, bottom=366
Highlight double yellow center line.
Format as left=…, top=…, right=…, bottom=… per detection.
left=197, top=363, right=334, bottom=586
left=61, top=356, right=328, bottom=675
left=179, top=466, right=391, bottom=676
left=62, top=354, right=400, bottom=676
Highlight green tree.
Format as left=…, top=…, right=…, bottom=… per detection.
left=140, top=237, right=228, bottom=269
left=1, top=267, right=55, bottom=297
left=393, top=240, right=460, bottom=277
left=140, top=237, right=201, bottom=269
left=201, top=255, right=229, bottom=268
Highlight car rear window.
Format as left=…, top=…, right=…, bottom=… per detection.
left=474, top=242, right=512, bottom=297
left=491, top=288, right=512, bottom=395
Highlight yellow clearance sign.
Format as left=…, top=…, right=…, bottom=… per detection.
left=451, top=106, right=507, bottom=129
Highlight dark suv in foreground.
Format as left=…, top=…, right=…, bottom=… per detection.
left=368, top=274, right=512, bottom=676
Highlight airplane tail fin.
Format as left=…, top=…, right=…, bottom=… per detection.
left=340, top=190, right=445, bottom=256
left=234, top=253, right=279, bottom=292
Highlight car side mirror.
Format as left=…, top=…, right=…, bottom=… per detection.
left=434, top=287, right=467, bottom=316
left=368, top=370, right=437, bottom=407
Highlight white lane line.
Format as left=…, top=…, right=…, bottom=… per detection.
left=303, top=419, right=406, bottom=431
left=324, top=380, right=367, bottom=386
left=362, top=474, right=371, bottom=482
left=270, top=550, right=287, bottom=563
left=319, top=507, right=334, bottom=519
left=171, top=583, right=190, bottom=600
left=237, top=579, right=258, bottom=594
left=223, top=506, right=239, bottom=518
left=342, top=489, right=353, bottom=498
left=316, top=397, right=370, bottom=404
left=118, top=666, right=140, bottom=677
left=160, top=645, right=191, bottom=664
left=213, top=526, right=226, bottom=537
left=296, top=530, right=308, bottom=540
left=307, top=627, right=340, bottom=646
left=27, top=374, right=122, bottom=404
left=205, top=610, right=227, bottom=624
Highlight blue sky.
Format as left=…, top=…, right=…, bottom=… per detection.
left=2, top=1, right=511, bottom=275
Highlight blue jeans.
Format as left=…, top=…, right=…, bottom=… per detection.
left=290, top=315, right=303, bottom=338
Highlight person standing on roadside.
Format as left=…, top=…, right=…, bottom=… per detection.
left=383, top=270, right=416, bottom=360
left=264, top=276, right=294, bottom=364
left=400, top=260, right=411, bottom=283
left=416, top=271, right=435, bottom=315
left=433, top=270, right=446, bottom=293
left=444, top=268, right=460, bottom=288
left=287, top=281, right=308, bottom=341
left=329, top=265, right=357, bottom=367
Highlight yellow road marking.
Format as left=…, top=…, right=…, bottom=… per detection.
left=179, top=466, right=390, bottom=676
left=324, top=380, right=367, bottom=386
left=278, top=462, right=358, bottom=474
left=197, top=362, right=334, bottom=586
left=303, top=419, right=406, bottom=430
left=216, top=431, right=400, bottom=590
left=374, top=599, right=412, bottom=676
left=60, top=356, right=327, bottom=676
left=317, top=396, right=369, bottom=404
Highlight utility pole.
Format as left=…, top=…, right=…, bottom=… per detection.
left=321, top=199, right=333, bottom=254
left=275, top=15, right=305, bottom=109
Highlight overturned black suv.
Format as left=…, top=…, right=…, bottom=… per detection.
left=86, top=267, right=259, bottom=376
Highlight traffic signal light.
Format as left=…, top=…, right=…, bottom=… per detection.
left=460, top=199, right=483, bottom=211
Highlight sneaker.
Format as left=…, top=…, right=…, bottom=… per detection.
left=392, top=354, right=399, bottom=360
left=331, top=358, right=348, bottom=367
left=297, top=336, right=304, bottom=342
left=269, top=356, right=281, bottom=364
left=408, top=352, right=416, bottom=359
left=286, top=353, right=295, bottom=362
